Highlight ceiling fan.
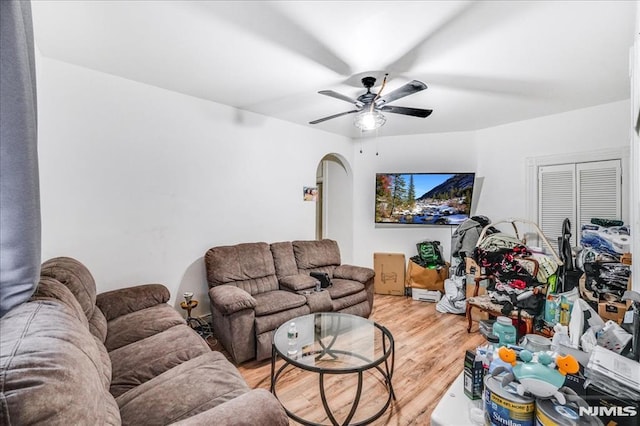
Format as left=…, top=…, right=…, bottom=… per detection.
left=309, top=75, right=433, bottom=131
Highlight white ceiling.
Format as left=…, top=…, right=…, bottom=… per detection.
left=31, top=0, right=637, bottom=139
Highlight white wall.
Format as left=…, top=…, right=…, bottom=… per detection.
left=37, top=57, right=353, bottom=316
left=351, top=132, right=478, bottom=269
left=475, top=100, right=631, bottom=223
left=323, top=155, right=354, bottom=263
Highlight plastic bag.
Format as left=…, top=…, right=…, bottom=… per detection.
left=436, top=276, right=467, bottom=314
left=551, top=324, right=571, bottom=351
left=596, top=320, right=632, bottom=354
left=544, top=287, right=579, bottom=325
left=569, top=298, right=605, bottom=349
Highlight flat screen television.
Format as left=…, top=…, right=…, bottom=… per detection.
left=375, top=172, right=476, bottom=225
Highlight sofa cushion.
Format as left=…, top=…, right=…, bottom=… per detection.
left=253, top=290, right=307, bottom=316
left=0, top=300, right=120, bottom=425
left=278, top=274, right=317, bottom=291
left=31, top=276, right=88, bottom=328
left=205, top=242, right=278, bottom=287
left=93, top=334, right=113, bottom=391
left=40, top=256, right=97, bottom=321
left=254, top=303, right=311, bottom=361
left=116, top=351, right=250, bottom=425
left=89, top=306, right=108, bottom=343
left=103, top=304, right=185, bottom=352
left=334, top=264, right=375, bottom=283
left=209, top=284, right=257, bottom=315
left=335, top=299, right=371, bottom=317
left=292, top=239, right=341, bottom=270
left=331, top=290, right=369, bottom=312
left=170, top=388, right=289, bottom=426
left=326, top=279, right=365, bottom=299
left=96, top=283, right=171, bottom=321
left=32, top=276, right=108, bottom=344
left=254, top=304, right=310, bottom=335
left=270, top=241, right=299, bottom=279
left=304, top=289, right=333, bottom=313
left=233, top=275, right=281, bottom=297
left=109, top=324, right=210, bottom=398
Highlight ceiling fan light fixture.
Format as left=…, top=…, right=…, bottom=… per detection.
left=354, top=110, right=386, bottom=131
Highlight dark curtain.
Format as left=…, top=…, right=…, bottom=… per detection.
left=0, top=0, right=40, bottom=317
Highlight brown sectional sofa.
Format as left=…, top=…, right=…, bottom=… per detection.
left=0, top=257, right=288, bottom=425
left=205, top=239, right=375, bottom=364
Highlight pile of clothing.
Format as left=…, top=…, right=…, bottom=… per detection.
left=472, top=233, right=559, bottom=317
left=436, top=216, right=494, bottom=314
left=450, top=215, right=495, bottom=270
left=578, top=220, right=631, bottom=301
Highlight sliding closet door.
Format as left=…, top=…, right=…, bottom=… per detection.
left=538, top=163, right=576, bottom=246
left=538, top=160, right=621, bottom=247
left=576, top=160, right=622, bottom=229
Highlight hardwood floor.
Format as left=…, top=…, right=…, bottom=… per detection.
left=236, top=294, right=485, bottom=425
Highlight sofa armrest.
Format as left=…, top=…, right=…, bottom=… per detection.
left=96, top=284, right=170, bottom=321
left=169, top=389, right=288, bottom=426
left=333, top=265, right=375, bottom=284
left=208, top=285, right=256, bottom=315
left=279, top=274, right=317, bottom=291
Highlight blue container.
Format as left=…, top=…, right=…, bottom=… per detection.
left=484, top=375, right=535, bottom=426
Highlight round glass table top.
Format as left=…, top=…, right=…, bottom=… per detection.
left=273, top=312, right=391, bottom=372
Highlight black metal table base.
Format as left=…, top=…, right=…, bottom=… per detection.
left=270, top=325, right=395, bottom=426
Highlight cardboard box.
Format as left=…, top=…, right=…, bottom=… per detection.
left=598, top=301, right=630, bottom=325
left=620, top=252, right=632, bottom=265
left=465, top=257, right=481, bottom=277
left=373, top=253, right=406, bottom=296
left=463, top=350, right=484, bottom=400
left=406, top=261, right=449, bottom=292
left=466, top=277, right=489, bottom=321
left=411, top=288, right=442, bottom=302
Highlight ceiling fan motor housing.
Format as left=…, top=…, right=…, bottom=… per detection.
left=361, top=76, right=377, bottom=89
left=357, top=92, right=377, bottom=105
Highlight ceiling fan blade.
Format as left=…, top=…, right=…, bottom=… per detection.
left=375, top=80, right=427, bottom=106
left=319, top=90, right=364, bottom=108
left=309, top=110, right=358, bottom=124
left=383, top=2, right=479, bottom=73
left=380, top=105, right=433, bottom=118
left=197, top=2, right=352, bottom=76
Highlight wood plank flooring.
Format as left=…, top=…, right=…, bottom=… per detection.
left=236, top=294, right=485, bottom=425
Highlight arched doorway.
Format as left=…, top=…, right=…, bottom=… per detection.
left=316, top=154, right=354, bottom=262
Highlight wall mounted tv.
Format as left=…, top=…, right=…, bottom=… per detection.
left=375, top=172, right=476, bottom=226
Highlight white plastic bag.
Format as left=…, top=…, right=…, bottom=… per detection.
left=551, top=324, right=571, bottom=351
left=436, top=276, right=466, bottom=314
left=596, top=320, right=632, bottom=354
left=569, top=298, right=605, bottom=349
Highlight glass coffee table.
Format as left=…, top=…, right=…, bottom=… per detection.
left=270, top=313, right=395, bottom=426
